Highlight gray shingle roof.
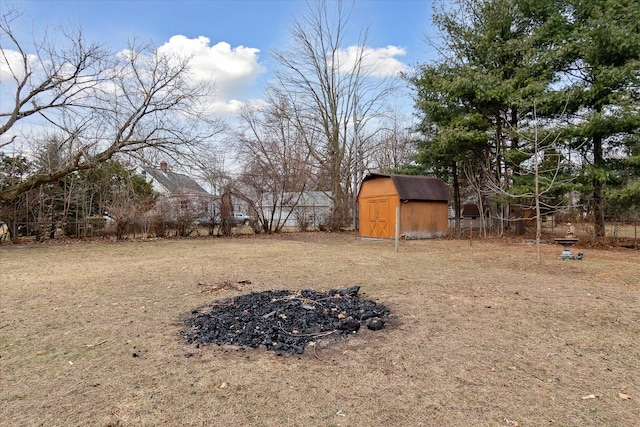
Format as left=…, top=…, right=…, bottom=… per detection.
left=140, top=165, right=209, bottom=195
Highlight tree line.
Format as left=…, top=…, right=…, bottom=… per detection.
left=2, top=0, right=638, bottom=242
left=408, top=0, right=639, bottom=239
left=1, top=1, right=415, bottom=239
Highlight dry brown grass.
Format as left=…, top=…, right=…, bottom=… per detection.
left=1, top=233, right=638, bottom=426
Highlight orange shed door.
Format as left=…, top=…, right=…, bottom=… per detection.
left=367, top=198, right=390, bottom=238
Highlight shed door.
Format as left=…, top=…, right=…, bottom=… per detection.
left=367, top=198, right=390, bottom=238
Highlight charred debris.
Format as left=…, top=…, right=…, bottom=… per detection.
left=184, top=286, right=390, bottom=355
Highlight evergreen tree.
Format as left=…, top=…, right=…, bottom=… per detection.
left=409, top=0, right=570, bottom=233
left=558, top=0, right=640, bottom=237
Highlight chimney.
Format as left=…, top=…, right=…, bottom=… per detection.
left=160, top=160, right=168, bottom=173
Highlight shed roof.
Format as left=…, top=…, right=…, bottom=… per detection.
left=361, top=173, right=451, bottom=202
left=462, top=204, right=481, bottom=216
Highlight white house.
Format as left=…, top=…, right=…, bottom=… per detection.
left=139, top=161, right=216, bottom=219
left=258, top=191, right=333, bottom=229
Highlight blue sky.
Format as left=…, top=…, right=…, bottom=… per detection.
left=15, top=1, right=436, bottom=58
left=3, top=0, right=437, bottom=116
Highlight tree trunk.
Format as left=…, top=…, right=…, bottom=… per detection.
left=452, top=162, right=461, bottom=236
left=220, top=189, right=233, bottom=237
left=592, top=179, right=605, bottom=238
left=592, top=131, right=606, bottom=238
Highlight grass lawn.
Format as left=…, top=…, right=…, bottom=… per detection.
left=1, top=233, right=638, bottom=426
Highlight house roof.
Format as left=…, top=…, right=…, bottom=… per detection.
left=265, top=191, right=333, bottom=207
left=140, top=165, right=209, bottom=195
left=462, top=204, right=481, bottom=216
left=361, top=173, right=451, bottom=202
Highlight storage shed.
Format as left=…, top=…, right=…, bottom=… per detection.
left=357, top=173, right=451, bottom=239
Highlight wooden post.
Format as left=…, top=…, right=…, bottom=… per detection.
left=394, top=206, right=400, bottom=252
left=469, top=220, right=473, bottom=246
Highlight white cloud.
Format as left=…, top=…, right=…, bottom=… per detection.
left=336, top=45, right=409, bottom=78
left=205, top=97, right=274, bottom=117
left=157, top=35, right=265, bottom=105
left=205, top=99, right=246, bottom=116
left=0, top=48, right=35, bottom=82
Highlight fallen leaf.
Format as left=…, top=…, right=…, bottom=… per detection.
left=619, top=393, right=631, bottom=400
left=582, top=394, right=597, bottom=400
left=219, top=382, right=228, bottom=389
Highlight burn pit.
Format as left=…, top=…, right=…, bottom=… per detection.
left=183, top=286, right=390, bottom=354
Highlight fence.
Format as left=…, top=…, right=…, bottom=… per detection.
left=540, top=218, right=638, bottom=247
left=0, top=219, right=159, bottom=241
left=2, top=217, right=638, bottom=248
left=449, top=216, right=638, bottom=248
left=601, top=221, right=639, bottom=247
left=0, top=217, right=262, bottom=242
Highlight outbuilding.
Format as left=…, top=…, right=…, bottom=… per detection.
left=357, top=173, right=451, bottom=239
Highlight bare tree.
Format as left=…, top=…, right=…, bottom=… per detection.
left=193, top=146, right=229, bottom=197
left=0, top=7, right=223, bottom=202
left=485, top=102, right=575, bottom=264
left=103, top=186, right=155, bottom=240
left=236, top=91, right=314, bottom=233
left=272, top=0, right=396, bottom=229
left=366, top=113, right=417, bottom=172
left=0, top=7, right=109, bottom=142
left=462, top=158, right=491, bottom=238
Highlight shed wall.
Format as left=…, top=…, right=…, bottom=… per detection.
left=357, top=178, right=398, bottom=239
left=400, top=201, right=449, bottom=239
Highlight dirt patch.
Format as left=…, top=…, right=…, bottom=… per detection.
left=184, top=286, right=390, bottom=354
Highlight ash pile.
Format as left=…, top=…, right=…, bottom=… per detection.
left=184, top=286, right=390, bottom=354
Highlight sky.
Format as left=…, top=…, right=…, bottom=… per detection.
left=3, top=0, right=438, bottom=117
